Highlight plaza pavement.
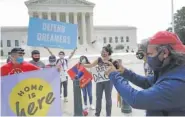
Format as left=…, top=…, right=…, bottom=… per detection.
left=61, top=57, right=146, bottom=116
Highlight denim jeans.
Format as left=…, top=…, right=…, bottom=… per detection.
left=82, top=81, right=93, bottom=105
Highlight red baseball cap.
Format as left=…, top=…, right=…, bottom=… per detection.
left=149, top=31, right=185, bottom=53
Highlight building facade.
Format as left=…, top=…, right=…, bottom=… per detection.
left=0, top=0, right=137, bottom=58
left=25, top=0, right=95, bottom=46
left=93, top=26, right=137, bottom=52
left=0, top=25, right=137, bottom=57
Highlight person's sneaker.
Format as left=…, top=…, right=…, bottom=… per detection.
left=121, top=106, right=132, bottom=114
left=90, top=104, right=95, bottom=110
left=83, top=105, right=88, bottom=110
left=64, top=97, right=68, bottom=102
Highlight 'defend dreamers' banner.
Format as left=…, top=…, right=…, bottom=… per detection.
left=27, top=17, right=78, bottom=49
left=1, top=68, right=61, bottom=116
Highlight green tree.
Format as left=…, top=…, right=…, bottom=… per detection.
left=167, top=6, right=185, bottom=44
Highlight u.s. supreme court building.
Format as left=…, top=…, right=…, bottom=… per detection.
left=0, top=0, right=137, bottom=57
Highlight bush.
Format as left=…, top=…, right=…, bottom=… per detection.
left=115, top=44, right=124, bottom=50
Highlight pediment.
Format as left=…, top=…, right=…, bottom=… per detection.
left=25, top=0, right=95, bottom=6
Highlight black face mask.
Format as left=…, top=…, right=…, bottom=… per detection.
left=147, top=50, right=164, bottom=71
left=33, top=58, right=40, bottom=62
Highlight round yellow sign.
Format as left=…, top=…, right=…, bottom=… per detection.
left=9, top=78, right=55, bottom=116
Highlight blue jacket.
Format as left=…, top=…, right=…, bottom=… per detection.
left=109, top=65, right=185, bottom=116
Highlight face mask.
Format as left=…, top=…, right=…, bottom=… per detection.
left=59, top=55, right=64, bottom=59
left=16, top=57, right=24, bottom=64
left=147, top=51, right=163, bottom=71
left=33, top=58, right=40, bottom=62
left=81, top=59, right=87, bottom=64
left=50, top=62, right=55, bottom=66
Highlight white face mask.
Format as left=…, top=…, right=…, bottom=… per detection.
left=81, top=59, right=86, bottom=64
left=59, top=55, right=64, bottom=59
left=50, top=62, right=55, bottom=65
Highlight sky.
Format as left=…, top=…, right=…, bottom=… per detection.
left=0, top=0, right=185, bottom=43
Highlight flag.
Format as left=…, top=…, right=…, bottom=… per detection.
left=1, top=68, right=61, bottom=116
left=67, top=63, right=92, bottom=88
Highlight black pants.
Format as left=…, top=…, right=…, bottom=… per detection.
left=60, top=79, right=68, bottom=98
left=95, top=81, right=113, bottom=116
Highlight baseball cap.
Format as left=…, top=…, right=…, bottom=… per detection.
left=11, top=48, right=25, bottom=54
left=31, top=50, right=40, bottom=55
left=49, top=55, right=56, bottom=62
left=149, top=31, right=185, bottom=53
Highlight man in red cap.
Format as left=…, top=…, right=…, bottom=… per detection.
left=149, top=31, right=185, bottom=53
left=105, top=31, right=185, bottom=116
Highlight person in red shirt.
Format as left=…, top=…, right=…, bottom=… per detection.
left=1, top=48, right=40, bottom=77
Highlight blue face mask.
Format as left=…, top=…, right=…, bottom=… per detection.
left=16, top=57, right=24, bottom=64
left=147, top=51, right=163, bottom=71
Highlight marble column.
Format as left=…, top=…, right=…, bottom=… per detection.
left=65, top=12, right=69, bottom=23
left=73, top=12, right=78, bottom=24
left=81, top=12, right=86, bottom=45
left=56, top=12, right=60, bottom=21
left=28, top=11, right=33, bottom=17
left=88, top=12, right=93, bottom=44
left=73, top=12, right=78, bottom=46
left=48, top=12, right=52, bottom=20
left=38, top=12, right=42, bottom=19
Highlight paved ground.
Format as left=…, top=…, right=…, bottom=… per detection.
left=0, top=54, right=146, bottom=116
left=61, top=62, right=146, bottom=116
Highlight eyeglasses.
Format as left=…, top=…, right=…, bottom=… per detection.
left=17, top=52, right=25, bottom=55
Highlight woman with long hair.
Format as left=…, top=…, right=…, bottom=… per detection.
left=79, top=56, right=95, bottom=110
left=82, top=44, right=113, bottom=116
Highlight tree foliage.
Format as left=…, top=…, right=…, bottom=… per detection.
left=167, top=6, right=185, bottom=44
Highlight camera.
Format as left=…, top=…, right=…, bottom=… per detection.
left=113, top=60, right=119, bottom=69
left=136, top=50, right=145, bottom=60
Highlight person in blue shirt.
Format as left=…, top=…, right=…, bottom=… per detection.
left=105, top=31, right=185, bottom=116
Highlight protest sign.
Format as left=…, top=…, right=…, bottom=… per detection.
left=91, top=64, right=110, bottom=83
left=1, top=68, right=61, bottom=116
left=67, top=63, right=92, bottom=88
left=28, top=17, right=77, bottom=49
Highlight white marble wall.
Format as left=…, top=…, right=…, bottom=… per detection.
left=0, top=26, right=137, bottom=57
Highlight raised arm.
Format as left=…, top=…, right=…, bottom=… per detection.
left=83, top=59, right=98, bottom=68
left=68, top=48, right=77, bottom=60
left=44, top=47, right=54, bottom=56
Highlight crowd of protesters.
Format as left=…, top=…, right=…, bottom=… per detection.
left=1, top=31, right=185, bottom=116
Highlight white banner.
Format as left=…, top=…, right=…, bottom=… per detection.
left=91, top=65, right=110, bottom=83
